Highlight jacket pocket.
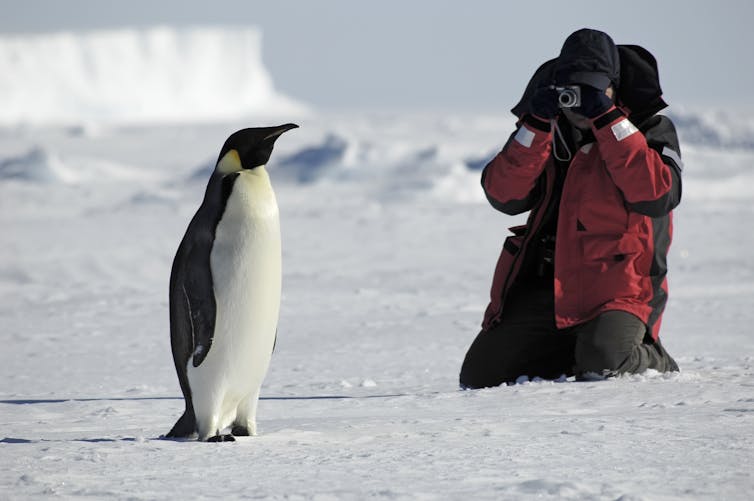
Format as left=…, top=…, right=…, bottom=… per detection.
left=578, top=233, right=646, bottom=310
left=581, top=233, right=643, bottom=265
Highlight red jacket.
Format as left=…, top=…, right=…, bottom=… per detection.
left=481, top=108, right=682, bottom=340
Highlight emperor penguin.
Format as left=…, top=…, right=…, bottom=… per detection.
left=166, top=123, right=298, bottom=442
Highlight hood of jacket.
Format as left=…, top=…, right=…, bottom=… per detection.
left=511, top=44, right=667, bottom=126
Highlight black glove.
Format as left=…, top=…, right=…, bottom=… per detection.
left=576, top=86, right=614, bottom=118
left=529, top=87, right=559, bottom=120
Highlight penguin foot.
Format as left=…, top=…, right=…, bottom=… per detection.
left=206, top=434, right=236, bottom=442
left=231, top=426, right=251, bottom=437
left=166, top=410, right=196, bottom=438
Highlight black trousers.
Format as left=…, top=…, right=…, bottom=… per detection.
left=459, top=277, right=679, bottom=389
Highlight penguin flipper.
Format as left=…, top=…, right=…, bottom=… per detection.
left=181, top=278, right=216, bottom=368
left=177, top=239, right=217, bottom=368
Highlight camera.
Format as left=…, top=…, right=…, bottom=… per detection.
left=554, top=85, right=581, bottom=108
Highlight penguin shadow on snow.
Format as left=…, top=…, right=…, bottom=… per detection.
left=0, top=437, right=144, bottom=444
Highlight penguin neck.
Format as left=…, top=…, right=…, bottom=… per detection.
left=238, top=165, right=271, bottom=183
left=224, top=166, right=278, bottom=219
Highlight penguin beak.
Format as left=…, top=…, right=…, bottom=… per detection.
left=263, top=123, right=299, bottom=142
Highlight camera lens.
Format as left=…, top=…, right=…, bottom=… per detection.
left=558, top=89, right=578, bottom=107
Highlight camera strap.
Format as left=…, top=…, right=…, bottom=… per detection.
left=551, top=119, right=572, bottom=162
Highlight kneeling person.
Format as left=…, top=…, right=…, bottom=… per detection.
left=460, top=29, right=681, bottom=388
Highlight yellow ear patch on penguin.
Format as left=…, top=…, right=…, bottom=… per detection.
left=217, top=149, right=243, bottom=175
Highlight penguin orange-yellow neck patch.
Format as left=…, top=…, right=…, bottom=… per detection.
left=216, top=149, right=243, bottom=175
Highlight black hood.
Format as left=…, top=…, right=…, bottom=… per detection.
left=554, top=28, right=620, bottom=91
left=511, top=36, right=667, bottom=125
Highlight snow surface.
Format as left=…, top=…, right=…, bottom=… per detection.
left=1, top=28, right=754, bottom=501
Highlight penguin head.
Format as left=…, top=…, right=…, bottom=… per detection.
left=215, top=123, right=298, bottom=175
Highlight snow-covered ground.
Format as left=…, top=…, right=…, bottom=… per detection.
left=2, top=28, right=753, bottom=500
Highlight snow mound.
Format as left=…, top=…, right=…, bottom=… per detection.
left=464, top=150, right=496, bottom=171
left=669, top=109, right=754, bottom=150
left=0, top=147, right=71, bottom=183
left=276, top=134, right=349, bottom=183
left=0, top=26, right=308, bottom=125
left=267, top=132, right=475, bottom=200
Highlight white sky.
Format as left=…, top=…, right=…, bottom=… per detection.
left=1, top=0, right=751, bottom=112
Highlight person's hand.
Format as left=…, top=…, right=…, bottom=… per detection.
left=576, top=86, right=614, bottom=118
left=529, top=87, right=559, bottom=120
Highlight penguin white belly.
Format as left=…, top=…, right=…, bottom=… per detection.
left=187, top=167, right=280, bottom=439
